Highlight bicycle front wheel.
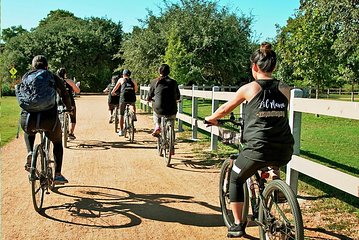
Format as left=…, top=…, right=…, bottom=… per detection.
left=219, top=158, right=249, bottom=228
left=31, top=144, right=45, bottom=212
left=258, top=180, right=304, bottom=240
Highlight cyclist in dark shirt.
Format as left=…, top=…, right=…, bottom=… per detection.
left=103, top=75, right=120, bottom=123
left=205, top=42, right=294, bottom=238
left=19, top=56, right=72, bottom=184
left=111, top=69, right=138, bottom=136
left=57, top=68, right=80, bottom=140
left=147, top=64, right=181, bottom=137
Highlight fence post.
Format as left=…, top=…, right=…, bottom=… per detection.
left=192, top=85, right=198, bottom=140
left=178, top=85, right=184, bottom=132
left=286, top=88, right=303, bottom=195
left=211, top=86, right=220, bottom=150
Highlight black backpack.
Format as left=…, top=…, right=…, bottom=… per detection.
left=15, top=69, right=56, bottom=112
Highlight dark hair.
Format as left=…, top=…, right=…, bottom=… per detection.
left=32, top=55, right=48, bottom=70
left=122, top=69, right=131, bottom=76
left=57, top=67, right=67, bottom=78
left=158, top=64, right=170, bottom=76
left=250, top=42, right=276, bottom=73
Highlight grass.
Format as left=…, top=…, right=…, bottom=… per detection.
left=0, top=97, right=21, bottom=147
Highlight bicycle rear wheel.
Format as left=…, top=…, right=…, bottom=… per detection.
left=63, top=113, right=69, bottom=148
left=30, top=144, right=45, bottom=212
left=128, top=117, right=135, bottom=143
left=163, top=123, right=173, bottom=166
left=219, top=158, right=249, bottom=228
left=45, top=139, right=56, bottom=191
left=114, top=107, right=119, bottom=133
left=258, top=180, right=304, bottom=240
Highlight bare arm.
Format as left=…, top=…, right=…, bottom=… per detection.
left=133, top=79, right=138, bottom=93
left=111, top=78, right=123, bottom=95
left=65, top=79, right=80, bottom=94
left=205, top=83, right=256, bottom=125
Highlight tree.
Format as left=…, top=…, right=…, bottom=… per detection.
left=0, top=10, right=123, bottom=92
left=120, top=0, right=253, bottom=86
left=1, top=25, right=28, bottom=42
left=275, top=0, right=358, bottom=99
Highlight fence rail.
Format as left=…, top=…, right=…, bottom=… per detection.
left=140, top=85, right=359, bottom=198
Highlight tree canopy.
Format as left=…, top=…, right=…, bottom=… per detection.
left=119, top=0, right=254, bottom=86
left=275, top=0, right=358, bottom=94
left=0, top=10, right=123, bottom=92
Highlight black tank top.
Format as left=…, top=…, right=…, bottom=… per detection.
left=242, top=79, right=294, bottom=162
left=119, top=78, right=136, bottom=103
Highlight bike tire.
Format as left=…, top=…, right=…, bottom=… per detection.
left=157, top=136, right=163, bottom=156
left=258, top=179, right=304, bottom=240
left=219, top=158, right=249, bottom=228
left=124, top=113, right=128, bottom=138
left=45, top=139, right=56, bottom=191
left=114, top=107, right=119, bottom=133
left=163, top=123, right=172, bottom=166
left=129, top=118, right=135, bottom=143
left=63, top=113, right=69, bottom=148
left=31, top=144, right=45, bottom=212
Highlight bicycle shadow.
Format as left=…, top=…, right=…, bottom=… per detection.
left=39, top=185, right=223, bottom=229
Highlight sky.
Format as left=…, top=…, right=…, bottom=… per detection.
left=1, top=0, right=300, bottom=42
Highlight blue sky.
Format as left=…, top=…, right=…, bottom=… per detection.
left=1, top=0, right=300, bottom=42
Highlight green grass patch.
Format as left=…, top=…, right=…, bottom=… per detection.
left=0, top=97, right=21, bottom=147
left=300, top=113, right=359, bottom=177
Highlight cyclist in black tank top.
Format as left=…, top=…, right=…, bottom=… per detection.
left=111, top=69, right=138, bottom=136
left=205, top=42, right=294, bottom=238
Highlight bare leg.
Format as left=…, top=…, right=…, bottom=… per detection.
left=120, top=115, right=124, bottom=131
left=231, top=202, right=244, bottom=224
left=70, top=123, right=76, bottom=135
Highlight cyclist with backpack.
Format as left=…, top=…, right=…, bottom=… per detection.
left=57, top=68, right=80, bottom=140
left=205, top=42, right=294, bottom=238
left=103, top=75, right=120, bottom=123
left=111, top=69, right=138, bottom=136
left=16, top=55, right=72, bottom=184
left=147, top=64, right=181, bottom=139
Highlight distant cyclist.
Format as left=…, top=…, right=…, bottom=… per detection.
left=147, top=64, right=180, bottom=139
left=16, top=55, right=72, bottom=184
left=111, top=69, right=138, bottom=136
left=57, top=67, right=80, bottom=140
left=205, top=42, right=294, bottom=238
left=103, top=75, right=120, bottom=123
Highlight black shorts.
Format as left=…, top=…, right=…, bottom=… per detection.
left=119, top=102, right=135, bottom=116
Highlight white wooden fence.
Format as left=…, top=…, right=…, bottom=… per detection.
left=140, top=85, right=359, bottom=197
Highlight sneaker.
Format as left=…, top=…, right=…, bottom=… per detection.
left=151, top=128, right=161, bottom=137
left=24, top=151, right=32, bottom=172
left=54, top=174, right=69, bottom=184
left=68, top=133, right=76, bottom=140
left=118, top=130, right=124, bottom=136
left=227, top=223, right=246, bottom=238
left=109, top=117, right=113, bottom=124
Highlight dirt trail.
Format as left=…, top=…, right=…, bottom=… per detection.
left=0, top=95, right=351, bottom=240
